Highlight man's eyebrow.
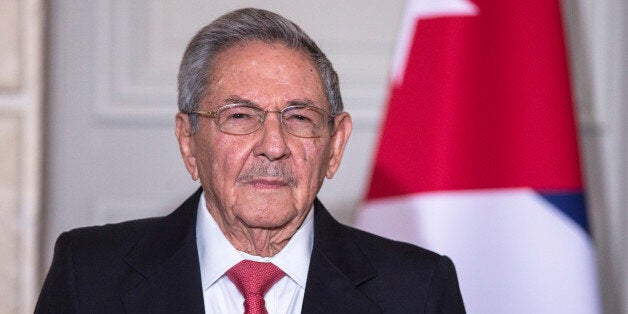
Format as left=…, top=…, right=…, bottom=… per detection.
left=287, top=98, right=316, bottom=107
left=221, top=97, right=317, bottom=108
left=224, top=96, right=257, bottom=107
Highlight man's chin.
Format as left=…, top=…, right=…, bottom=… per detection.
left=237, top=212, right=294, bottom=230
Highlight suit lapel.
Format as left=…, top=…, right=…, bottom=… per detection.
left=121, top=189, right=205, bottom=313
left=302, top=200, right=381, bottom=313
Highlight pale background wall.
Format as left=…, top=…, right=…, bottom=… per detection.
left=0, top=0, right=42, bottom=313
left=0, top=0, right=624, bottom=313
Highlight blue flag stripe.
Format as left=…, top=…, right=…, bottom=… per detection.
left=539, top=192, right=589, bottom=234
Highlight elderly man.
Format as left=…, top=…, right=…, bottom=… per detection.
left=36, top=8, right=465, bottom=314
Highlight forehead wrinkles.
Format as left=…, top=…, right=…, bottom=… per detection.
left=206, top=42, right=324, bottom=99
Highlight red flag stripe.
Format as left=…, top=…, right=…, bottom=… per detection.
left=367, top=1, right=582, bottom=200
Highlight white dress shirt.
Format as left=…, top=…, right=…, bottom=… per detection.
left=196, top=192, right=313, bottom=313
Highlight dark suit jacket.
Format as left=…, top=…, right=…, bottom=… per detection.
left=36, top=189, right=465, bottom=313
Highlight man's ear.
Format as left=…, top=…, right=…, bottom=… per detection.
left=175, top=113, right=199, bottom=181
left=326, top=112, right=352, bottom=179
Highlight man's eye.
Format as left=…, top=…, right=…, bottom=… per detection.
left=291, top=114, right=311, bottom=121
left=228, top=113, right=251, bottom=119
left=223, top=109, right=257, bottom=120
left=285, top=110, right=317, bottom=123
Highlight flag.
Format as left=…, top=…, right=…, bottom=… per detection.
left=354, top=0, right=600, bottom=312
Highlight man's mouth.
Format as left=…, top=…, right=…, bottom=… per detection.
left=237, top=165, right=298, bottom=187
left=246, top=178, right=289, bottom=189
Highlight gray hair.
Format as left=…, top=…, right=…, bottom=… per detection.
left=177, top=8, right=343, bottom=133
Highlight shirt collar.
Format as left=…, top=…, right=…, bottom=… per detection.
left=196, top=192, right=314, bottom=291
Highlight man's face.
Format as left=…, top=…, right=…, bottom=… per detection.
left=176, top=41, right=351, bottom=230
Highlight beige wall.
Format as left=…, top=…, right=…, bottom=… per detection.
left=0, top=0, right=42, bottom=313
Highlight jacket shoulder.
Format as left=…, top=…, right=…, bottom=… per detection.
left=37, top=190, right=203, bottom=313
left=60, top=188, right=203, bottom=260
left=312, top=201, right=465, bottom=313
left=63, top=216, right=164, bottom=255
left=346, top=225, right=465, bottom=312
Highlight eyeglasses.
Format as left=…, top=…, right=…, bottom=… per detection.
left=193, top=103, right=334, bottom=138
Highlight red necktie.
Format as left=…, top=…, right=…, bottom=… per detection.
left=226, top=260, right=286, bottom=314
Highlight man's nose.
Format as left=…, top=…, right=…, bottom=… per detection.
left=253, top=112, right=291, bottom=161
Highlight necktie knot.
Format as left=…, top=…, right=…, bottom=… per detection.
left=226, top=260, right=285, bottom=314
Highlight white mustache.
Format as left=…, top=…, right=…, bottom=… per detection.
left=237, top=165, right=297, bottom=186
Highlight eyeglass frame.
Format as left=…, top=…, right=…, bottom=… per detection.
left=191, top=103, right=337, bottom=138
